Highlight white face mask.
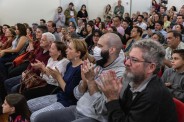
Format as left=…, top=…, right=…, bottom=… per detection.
left=93, top=46, right=102, bottom=61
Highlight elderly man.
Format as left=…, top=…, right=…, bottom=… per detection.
left=34, top=33, right=125, bottom=122
left=98, top=39, right=178, bottom=122
left=164, top=30, right=184, bottom=67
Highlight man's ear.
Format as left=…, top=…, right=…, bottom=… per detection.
left=109, top=47, right=116, bottom=54
left=11, top=106, right=15, bottom=113
left=148, top=63, right=156, bottom=74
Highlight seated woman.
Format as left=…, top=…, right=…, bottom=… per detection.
left=0, top=28, right=16, bottom=50
left=27, top=39, right=87, bottom=122
left=7, top=25, right=48, bottom=78
left=2, top=93, right=31, bottom=122
left=0, top=23, right=28, bottom=79
left=22, top=41, right=69, bottom=100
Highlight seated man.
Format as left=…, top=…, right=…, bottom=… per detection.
left=98, top=39, right=178, bottom=122
left=164, top=30, right=184, bottom=68
left=34, top=33, right=125, bottom=122
left=162, top=49, right=184, bottom=102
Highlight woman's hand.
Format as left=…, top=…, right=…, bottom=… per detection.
left=47, top=67, right=62, bottom=81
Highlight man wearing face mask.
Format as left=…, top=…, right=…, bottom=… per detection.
left=53, top=6, right=65, bottom=28
left=34, top=33, right=126, bottom=122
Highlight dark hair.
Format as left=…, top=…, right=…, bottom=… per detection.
left=23, top=23, right=29, bottom=28
left=69, top=2, right=74, bottom=6
left=93, top=29, right=103, bottom=37
left=164, top=15, right=170, bottom=21
left=27, top=27, right=33, bottom=34
left=5, top=94, right=31, bottom=120
left=133, top=26, right=143, bottom=36
left=99, top=22, right=105, bottom=30
left=168, top=30, right=182, bottom=41
left=0, top=26, right=3, bottom=35
left=40, top=19, right=46, bottom=23
left=172, top=49, right=184, bottom=60
left=53, top=41, right=67, bottom=60
left=155, top=21, right=164, bottom=26
left=138, top=15, right=144, bottom=19
left=105, top=4, right=111, bottom=13
left=152, top=31, right=165, bottom=44
left=37, top=25, right=48, bottom=33
left=3, top=24, right=10, bottom=28
left=87, top=20, right=95, bottom=31
left=114, top=16, right=122, bottom=21
left=16, top=23, right=27, bottom=37
left=177, top=14, right=184, bottom=19
left=48, top=21, right=56, bottom=28
left=96, top=17, right=101, bottom=23
left=171, top=6, right=177, bottom=11
left=81, top=4, right=86, bottom=10
left=109, top=26, right=118, bottom=32
left=176, top=24, right=184, bottom=34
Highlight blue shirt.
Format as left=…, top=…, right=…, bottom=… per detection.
left=57, top=62, right=81, bottom=107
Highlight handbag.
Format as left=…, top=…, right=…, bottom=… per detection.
left=19, top=70, right=47, bottom=93
left=13, top=52, right=30, bottom=67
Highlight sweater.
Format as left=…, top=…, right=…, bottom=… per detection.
left=57, top=62, right=81, bottom=107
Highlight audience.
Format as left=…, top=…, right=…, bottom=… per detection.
left=0, top=1, right=184, bottom=122
left=34, top=33, right=125, bottom=122
left=98, top=39, right=178, bottom=122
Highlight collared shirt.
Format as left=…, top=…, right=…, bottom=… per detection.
left=129, top=75, right=156, bottom=100
left=136, top=22, right=147, bottom=30
left=165, top=42, right=184, bottom=61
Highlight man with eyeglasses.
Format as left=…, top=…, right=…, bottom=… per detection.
left=97, top=39, right=178, bottom=122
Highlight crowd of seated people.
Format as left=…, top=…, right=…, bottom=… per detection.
left=0, top=0, right=184, bottom=122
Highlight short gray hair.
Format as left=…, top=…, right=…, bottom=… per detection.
left=42, top=32, right=56, bottom=42
left=131, top=39, right=166, bottom=74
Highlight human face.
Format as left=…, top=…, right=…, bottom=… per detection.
left=154, top=14, right=159, bottom=21
left=49, top=43, right=60, bottom=58
left=163, top=16, right=168, bottom=21
left=130, top=28, right=138, bottom=38
left=171, top=53, right=184, bottom=71
left=26, top=28, right=31, bottom=35
left=58, top=8, right=62, bottom=13
left=66, top=42, right=79, bottom=61
left=35, top=28, right=43, bottom=39
left=93, top=33, right=100, bottom=44
left=122, top=22, right=128, bottom=29
left=176, top=16, right=183, bottom=24
left=2, top=26, right=8, bottom=34
left=124, top=48, right=148, bottom=83
left=15, top=26, right=20, bottom=35
left=137, top=16, right=143, bottom=23
left=154, top=23, right=162, bottom=31
left=5, top=29, right=13, bottom=37
left=167, top=33, right=179, bottom=49
left=40, top=35, right=50, bottom=48
left=175, top=25, right=182, bottom=32
left=47, top=22, right=54, bottom=33
left=87, top=24, right=92, bottom=33
left=113, top=17, right=120, bottom=27
left=151, top=34, right=159, bottom=42
left=2, top=100, right=15, bottom=114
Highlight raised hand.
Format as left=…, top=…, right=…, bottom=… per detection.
left=97, top=70, right=123, bottom=102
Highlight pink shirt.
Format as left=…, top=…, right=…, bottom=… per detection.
left=117, top=25, right=125, bottom=36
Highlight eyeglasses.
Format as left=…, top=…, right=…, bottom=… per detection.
left=125, top=56, right=152, bottom=64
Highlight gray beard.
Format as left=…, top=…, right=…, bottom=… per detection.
left=123, top=68, right=146, bottom=85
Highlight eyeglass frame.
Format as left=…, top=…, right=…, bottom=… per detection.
left=125, top=56, right=152, bottom=64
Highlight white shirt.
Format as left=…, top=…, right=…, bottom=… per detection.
left=42, top=58, right=69, bottom=86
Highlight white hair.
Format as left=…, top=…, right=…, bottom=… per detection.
left=42, top=32, right=56, bottom=42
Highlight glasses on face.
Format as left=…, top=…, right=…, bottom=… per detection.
left=125, top=56, right=151, bottom=64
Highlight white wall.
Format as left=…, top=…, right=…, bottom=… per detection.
left=0, top=0, right=182, bottom=26
left=167, top=0, right=184, bottom=11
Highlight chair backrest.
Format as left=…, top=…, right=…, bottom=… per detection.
left=173, top=98, right=184, bottom=122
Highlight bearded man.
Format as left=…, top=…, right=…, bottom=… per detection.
left=98, top=39, right=178, bottom=122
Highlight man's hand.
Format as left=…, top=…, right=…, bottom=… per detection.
left=97, top=70, right=123, bottom=102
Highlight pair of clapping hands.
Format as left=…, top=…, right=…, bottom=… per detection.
left=81, top=59, right=123, bottom=102
left=31, top=59, right=62, bottom=80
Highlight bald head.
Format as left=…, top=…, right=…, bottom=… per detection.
left=100, top=33, right=122, bottom=56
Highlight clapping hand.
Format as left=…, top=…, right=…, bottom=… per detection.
left=97, top=70, right=123, bottom=102
left=47, top=67, right=62, bottom=81
left=31, top=59, right=45, bottom=70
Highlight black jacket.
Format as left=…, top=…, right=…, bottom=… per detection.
left=106, top=76, right=178, bottom=122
